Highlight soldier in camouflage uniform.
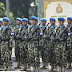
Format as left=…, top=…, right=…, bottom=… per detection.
left=45, top=18, right=57, bottom=70
left=1, top=17, right=12, bottom=71
left=14, top=18, right=22, bottom=68
left=53, top=17, right=68, bottom=72
left=19, top=18, right=29, bottom=71
left=0, top=20, right=3, bottom=66
left=27, top=16, right=40, bottom=71
left=66, top=17, right=72, bottom=69
left=39, top=18, right=48, bottom=69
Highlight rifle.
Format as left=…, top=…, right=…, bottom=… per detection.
left=42, top=23, right=49, bottom=33
left=39, top=23, right=49, bottom=37
left=27, top=23, right=41, bottom=41
left=14, top=25, right=22, bottom=40
left=49, top=26, right=58, bottom=37
left=44, top=26, right=58, bottom=40
left=29, top=23, right=41, bottom=37
left=52, top=27, right=68, bottom=42
left=56, top=27, right=67, bottom=40
left=20, top=26, right=28, bottom=39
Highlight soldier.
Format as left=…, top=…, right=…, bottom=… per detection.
left=54, top=17, right=67, bottom=72
left=47, top=18, right=57, bottom=70
left=28, top=16, right=40, bottom=71
left=40, top=18, right=48, bottom=69
left=66, top=17, right=72, bottom=69
left=0, top=19, right=3, bottom=66
left=19, top=18, right=29, bottom=71
left=1, top=17, right=12, bottom=70
left=14, top=18, right=22, bottom=69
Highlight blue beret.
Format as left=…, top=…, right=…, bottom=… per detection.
left=22, top=18, right=28, bottom=22
left=58, top=17, right=65, bottom=21
left=50, top=18, right=56, bottom=21
left=31, top=16, right=38, bottom=21
left=0, top=20, right=2, bottom=22
left=67, top=17, right=72, bottom=20
left=16, top=18, right=22, bottom=21
left=41, top=18, right=47, bottom=22
left=3, top=17, right=10, bottom=22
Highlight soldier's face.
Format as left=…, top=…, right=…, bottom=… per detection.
left=31, top=19, right=37, bottom=25
left=67, top=19, right=72, bottom=24
left=16, top=20, right=21, bottom=25
left=59, top=21, right=64, bottom=25
left=3, top=20, right=8, bottom=26
left=0, top=22, right=2, bottom=26
left=50, top=20, right=55, bottom=25
left=22, top=21, right=28, bottom=26
left=42, top=21, right=46, bottom=26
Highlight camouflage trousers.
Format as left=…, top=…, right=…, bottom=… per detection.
left=1, top=41, right=11, bottom=69
left=18, top=41, right=28, bottom=64
left=15, top=41, right=20, bottom=63
left=41, top=45, right=48, bottom=63
left=55, top=41, right=67, bottom=67
left=39, top=39, right=49, bottom=63
left=0, top=44, right=2, bottom=65
left=28, top=41, right=40, bottom=68
left=66, top=46, right=72, bottom=63
left=47, top=41, right=57, bottom=66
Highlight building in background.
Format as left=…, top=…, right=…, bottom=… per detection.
left=35, top=0, right=72, bottom=24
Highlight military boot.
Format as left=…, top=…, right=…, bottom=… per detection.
left=20, top=63, right=27, bottom=71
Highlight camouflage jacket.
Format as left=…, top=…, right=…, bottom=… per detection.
left=14, top=25, right=22, bottom=40
left=0, top=25, right=12, bottom=48
left=19, top=25, right=29, bottom=41
left=43, top=25, right=57, bottom=41
left=39, top=25, right=48, bottom=46
left=54, top=25, right=68, bottom=42
left=28, top=25, right=40, bottom=41
left=1, top=25, right=11, bottom=41
left=66, top=24, right=72, bottom=48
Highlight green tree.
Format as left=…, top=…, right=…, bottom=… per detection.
left=0, top=1, right=15, bottom=27
left=0, top=2, right=6, bottom=17
left=0, top=0, right=35, bottom=18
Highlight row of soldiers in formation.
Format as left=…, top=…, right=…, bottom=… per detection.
left=0, top=16, right=72, bottom=72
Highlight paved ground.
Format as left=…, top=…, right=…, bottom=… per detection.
left=11, top=53, right=72, bottom=72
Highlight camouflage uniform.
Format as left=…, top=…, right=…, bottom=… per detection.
left=19, top=25, right=29, bottom=69
left=54, top=25, right=68, bottom=71
left=1, top=25, right=12, bottom=70
left=14, top=25, right=21, bottom=67
left=39, top=25, right=48, bottom=68
left=28, top=25, right=40, bottom=70
left=66, top=24, right=72, bottom=68
left=45, top=25, right=57, bottom=69
left=0, top=26, right=3, bottom=65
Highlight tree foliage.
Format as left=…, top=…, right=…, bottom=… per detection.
left=0, top=0, right=35, bottom=18
left=0, top=2, right=6, bottom=17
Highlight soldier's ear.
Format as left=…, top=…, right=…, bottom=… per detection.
left=36, top=21, right=38, bottom=24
